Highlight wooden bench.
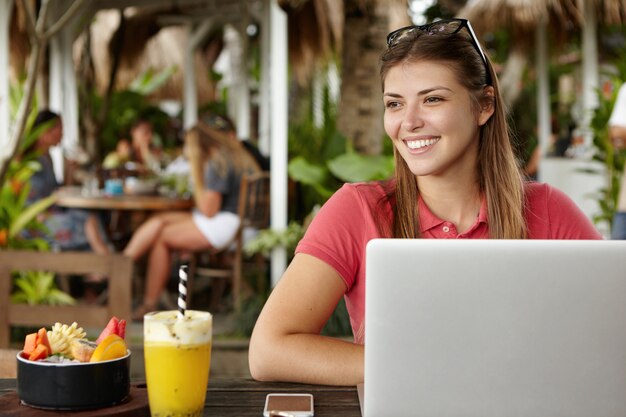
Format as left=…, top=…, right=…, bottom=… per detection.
left=0, top=251, right=133, bottom=348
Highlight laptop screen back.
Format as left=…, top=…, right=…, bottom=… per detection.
left=364, top=239, right=626, bottom=417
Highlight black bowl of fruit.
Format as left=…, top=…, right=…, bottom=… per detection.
left=16, top=317, right=131, bottom=410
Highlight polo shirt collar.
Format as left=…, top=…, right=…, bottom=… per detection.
left=418, top=195, right=488, bottom=234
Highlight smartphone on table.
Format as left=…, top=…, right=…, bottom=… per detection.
left=263, top=393, right=314, bottom=417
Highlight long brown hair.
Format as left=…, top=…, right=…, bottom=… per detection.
left=187, top=122, right=260, bottom=176
left=379, top=23, right=527, bottom=239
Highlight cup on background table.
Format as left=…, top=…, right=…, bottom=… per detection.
left=104, top=178, right=124, bottom=195
left=143, top=310, right=213, bottom=417
left=81, top=176, right=100, bottom=196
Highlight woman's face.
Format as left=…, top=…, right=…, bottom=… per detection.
left=131, top=122, right=153, bottom=148
left=39, top=119, right=63, bottom=149
left=383, top=60, right=493, bottom=180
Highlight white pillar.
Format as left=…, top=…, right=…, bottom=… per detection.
left=49, top=34, right=66, bottom=182
left=258, top=0, right=271, bottom=156
left=0, top=0, right=13, bottom=157
left=235, top=24, right=251, bottom=140
left=312, top=67, right=324, bottom=128
left=49, top=1, right=86, bottom=182
left=536, top=16, right=551, bottom=182
left=184, top=20, right=213, bottom=129
left=224, top=24, right=251, bottom=139
left=269, top=0, right=288, bottom=286
left=580, top=0, right=599, bottom=146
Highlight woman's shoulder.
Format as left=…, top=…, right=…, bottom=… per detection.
left=523, top=180, right=570, bottom=203
left=523, top=180, right=602, bottom=239
left=312, top=181, right=392, bottom=223
left=337, top=180, right=391, bottom=200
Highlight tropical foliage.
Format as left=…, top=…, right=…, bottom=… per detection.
left=0, top=155, right=75, bottom=306
left=589, top=55, right=626, bottom=233
left=246, top=82, right=394, bottom=258
left=0, top=113, right=56, bottom=251
left=11, top=270, right=75, bottom=306
left=87, top=66, right=177, bottom=156
left=1, top=84, right=75, bottom=308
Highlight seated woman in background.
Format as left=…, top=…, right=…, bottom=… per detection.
left=102, top=138, right=131, bottom=170
left=128, top=118, right=162, bottom=173
left=124, top=121, right=260, bottom=318
left=25, top=109, right=111, bottom=255
left=101, top=118, right=161, bottom=175
left=202, top=112, right=270, bottom=171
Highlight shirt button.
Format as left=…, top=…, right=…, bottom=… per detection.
left=442, top=226, right=450, bottom=233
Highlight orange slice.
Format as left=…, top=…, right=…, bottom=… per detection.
left=89, top=334, right=127, bottom=362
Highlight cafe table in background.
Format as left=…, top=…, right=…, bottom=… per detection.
left=55, top=186, right=193, bottom=211
left=55, top=186, right=194, bottom=249
left=0, top=377, right=362, bottom=416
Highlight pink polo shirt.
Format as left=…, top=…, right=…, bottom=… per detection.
left=295, top=181, right=603, bottom=344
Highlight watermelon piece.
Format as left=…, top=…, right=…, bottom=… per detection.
left=117, top=319, right=127, bottom=340
left=96, top=317, right=127, bottom=344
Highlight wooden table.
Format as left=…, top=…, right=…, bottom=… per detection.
left=55, top=187, right=194, bottom=211
left=0, top=378, right=362, bottom=416
left=55, top=186, right=194, bottom=250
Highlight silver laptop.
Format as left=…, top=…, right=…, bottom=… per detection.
left=364, top=239, right=626, bottom=417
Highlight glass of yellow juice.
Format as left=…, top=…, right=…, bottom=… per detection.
left=144, top=310, right=212, bottom=417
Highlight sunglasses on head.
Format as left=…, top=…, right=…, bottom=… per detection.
left=204, top=114, right=234, bottom=133
left=386, top=18, right=492, bottom=86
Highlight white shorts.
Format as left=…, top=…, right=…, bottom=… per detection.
left=191, top=209, right=240, bottom=250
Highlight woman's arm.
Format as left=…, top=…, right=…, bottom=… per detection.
left=249, top=253, right=364, bottom=386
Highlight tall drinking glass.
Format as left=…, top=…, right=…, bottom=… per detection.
left=144, top=310, right=212, bottom=417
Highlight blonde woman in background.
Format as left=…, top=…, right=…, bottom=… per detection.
left=124, top=121, right=260, bottom=318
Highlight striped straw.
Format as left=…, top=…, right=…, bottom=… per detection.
left=177, top=264, right=188, bottom=319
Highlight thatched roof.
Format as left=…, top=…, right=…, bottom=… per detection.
left=591, top=0, right=626, bottom=25
left=8, top=3, right=31, bottom=80
left=87, top=10, right=221, bottom=102
left=10, top=0, right=413, bottom=95
left=458, top=0, right=626, bottom=49
left=280, top=0, right=410, bottom=84
left=457, top=0, right=582, bottom=49
left=280, top=0, right=343, bottom=84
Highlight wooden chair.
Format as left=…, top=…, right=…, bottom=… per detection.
left=187, top=171, right=271, bottom=312
left=0, top=251, right=133, bottom=348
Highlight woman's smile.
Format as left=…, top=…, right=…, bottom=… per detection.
left=404, top=136, right=440, bottom=152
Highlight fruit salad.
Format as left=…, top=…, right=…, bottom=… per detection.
left=21, top=316, right=128, bottom=363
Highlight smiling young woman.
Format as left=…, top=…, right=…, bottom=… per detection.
left=248, top=19, right=602, bottom=387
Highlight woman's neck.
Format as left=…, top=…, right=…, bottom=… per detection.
left=417, top=174, right=482, bottom=234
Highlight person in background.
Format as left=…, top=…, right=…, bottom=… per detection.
left=248, top=18, right=602, bottom=386
left=102, top=138, right=131, bottom=170
left=25, top=110, right=111, bottom=255
left=609, top=82, right=626, bottom=239
left=123, top=121, right=260, bottom=319
left=202, top=112, right=270, bottom=171
left=128, top=118, right=161, bottom=173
